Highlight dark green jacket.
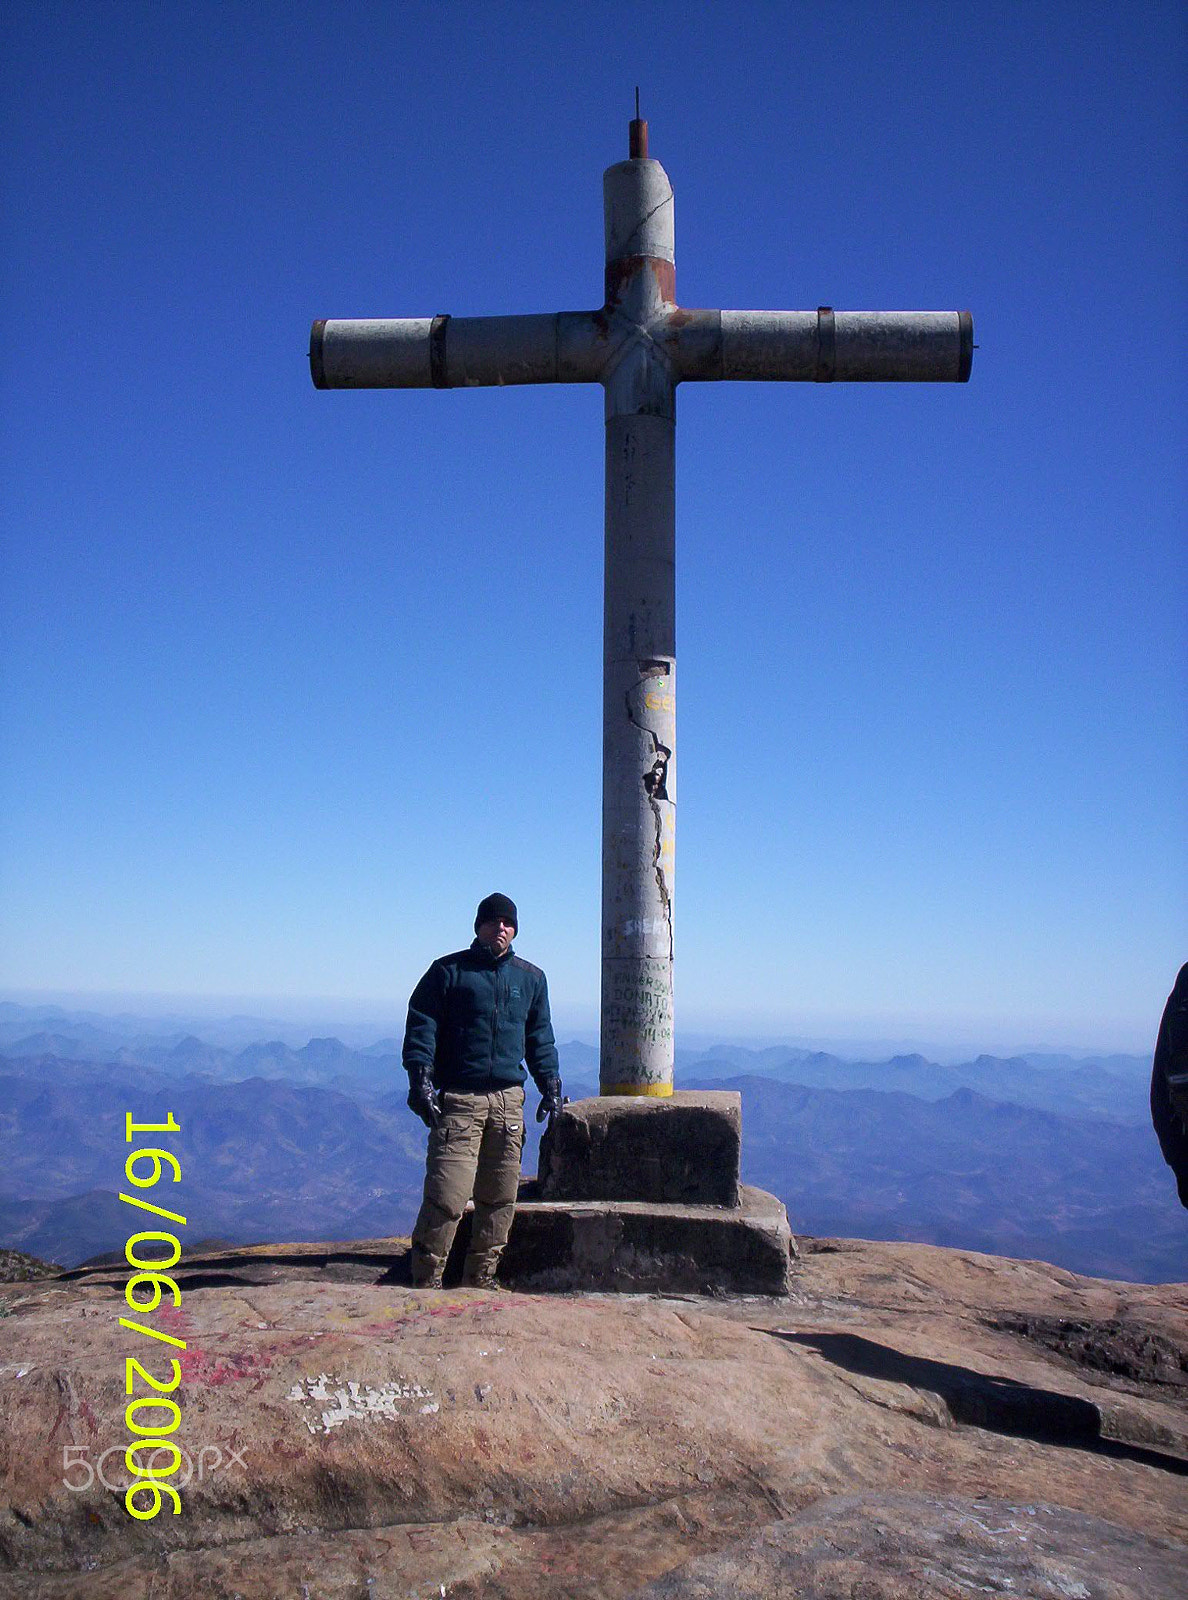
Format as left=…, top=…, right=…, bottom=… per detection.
left=402, top=940, right=559, bottom=1094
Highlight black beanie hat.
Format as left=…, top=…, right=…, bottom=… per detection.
left=475, top=893, right=518, bottom=935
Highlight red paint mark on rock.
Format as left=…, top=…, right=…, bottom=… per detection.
left=155, top=1305, right=189, bottom=1335
left=181, top=1348, right=275, bottom=1387
left=178, top=1330, right=315, bottom=1388
left=46, top=1401, right=69, bottom=1444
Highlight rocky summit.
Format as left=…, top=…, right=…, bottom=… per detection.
left=0, top=1236, right=1185, bottom=1597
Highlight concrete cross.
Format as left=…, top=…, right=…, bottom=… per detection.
left=310, top=116, right=972, bottom=1100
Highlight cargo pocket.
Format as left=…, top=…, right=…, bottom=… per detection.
left=504, top=1086, right=525, bottom=1147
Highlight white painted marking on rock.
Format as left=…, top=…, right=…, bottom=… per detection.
left=285, top=1372, right=437, bottom=1434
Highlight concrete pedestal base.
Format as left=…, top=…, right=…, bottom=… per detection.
left=539, top=1091, right=742, bottom=1206
left=443, top=1089, right=794, bottom=1295
left=448, top=1181, right=796, bottom=1296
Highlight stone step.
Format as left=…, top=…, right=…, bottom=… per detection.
left=449, top=1181, right=796, bottom=1296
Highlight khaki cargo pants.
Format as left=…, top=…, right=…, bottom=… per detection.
left=410, top=1085, right=525, bottom=1288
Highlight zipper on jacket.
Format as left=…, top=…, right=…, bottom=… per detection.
left=491, top=956, right=499, bottom=1071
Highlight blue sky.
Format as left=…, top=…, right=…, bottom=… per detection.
left=2, top=0, right=1183, bottom=1052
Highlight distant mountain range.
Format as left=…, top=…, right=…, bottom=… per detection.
left=0, top=1002, right=1154, bottom=1123
left=0, top=1000, right=404, bottom=1055
left=0, top=1002, right=1178, bottom=1283
left=676, top=1044, right=1154, bottom=1125
left=0, top=1023, right=401, bottom=1095
left=685, top=1074, right=1182, bottom=1286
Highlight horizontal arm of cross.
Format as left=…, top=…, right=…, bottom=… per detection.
left=675, top=308, right=973, bottom=383
left=310, top=306, right=972, bottom=390
left=310, top=313, right=605, bottom=389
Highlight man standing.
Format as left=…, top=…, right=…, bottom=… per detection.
left=403, top=893, right=564, bottom=1288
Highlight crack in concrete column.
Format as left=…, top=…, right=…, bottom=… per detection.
left=624, top=684, right=674, bottom=962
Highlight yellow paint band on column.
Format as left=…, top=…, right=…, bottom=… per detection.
left=600, top=1082, right=673, bottom=1098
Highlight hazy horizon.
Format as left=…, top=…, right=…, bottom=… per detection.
left=0, top=987, right=1158, bottom=1063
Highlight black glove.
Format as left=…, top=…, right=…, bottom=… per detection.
left=407, top=1068, right=441, bottom=1129
left=536, top=1073, right=564, bottom=1123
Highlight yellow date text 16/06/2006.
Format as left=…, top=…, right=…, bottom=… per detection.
left=119, top=1112, right=186, bottom=1520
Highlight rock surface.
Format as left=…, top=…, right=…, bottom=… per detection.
left=636, top=1494, right=1188, bottom=1598
left=0, top=1235, right=1184, bottom=1596
left=0, top=1249, right=61, bottom=1282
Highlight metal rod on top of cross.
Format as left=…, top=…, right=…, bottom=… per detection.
left=309, top=117, right=973, bottom=1099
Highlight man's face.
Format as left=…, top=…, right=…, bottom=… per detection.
left=477, top=917, right=515, bottom=956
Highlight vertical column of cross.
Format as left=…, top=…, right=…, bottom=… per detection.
left=599, top=121, right=678, bottom=1096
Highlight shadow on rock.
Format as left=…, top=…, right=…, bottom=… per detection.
left=768, top=1328, right=1188, bottom=1475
